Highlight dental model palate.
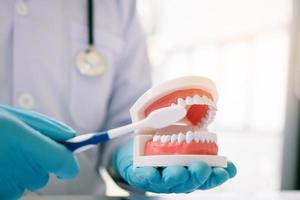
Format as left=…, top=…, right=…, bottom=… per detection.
left=130, top=76, right=227, bottom=167
left=61, top=106, right=186, bottom=154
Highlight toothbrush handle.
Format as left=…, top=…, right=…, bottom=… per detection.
left=61, top=131, right=109, bottom=153
left=61, top=120, right=145, bottom=153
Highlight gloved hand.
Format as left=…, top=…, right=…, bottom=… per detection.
left=113, top=139, right=236, bottom=193
left=0, top=104, right=79, bottom=200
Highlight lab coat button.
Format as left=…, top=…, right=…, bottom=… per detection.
left=18, top=93, right=35, bottom=109
left=15, top=1, right=28, bottom=16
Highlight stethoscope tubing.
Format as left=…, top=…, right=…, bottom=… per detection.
left=87, top=0, right=94, bottom=47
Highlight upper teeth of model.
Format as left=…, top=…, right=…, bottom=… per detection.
left=171, top=95, right=217, bottom=128
left=173, top=95, right=216, bottom=109
left=152, top=131, right=217, bottom=144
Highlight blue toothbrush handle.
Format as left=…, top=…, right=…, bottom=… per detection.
left=60, top=131, right=109, bottom=153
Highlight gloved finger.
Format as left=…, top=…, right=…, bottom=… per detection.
left=16, top=152, right=50, bottom=191
left=198, top=167, right=230, bottom=190
left=16, top=122, right=79, bottom=179
left=168, top=175, right=197, bottom=194
left=126, top=166, right=161, bottom=189
left=114, top=152, right=161, bottom=192
left=112, top=139, right=133, bottom=178
left=168, top=180, right=197, bottom=194
left=0, top=104, right=76, bottom=141
left=167, top=162, right=211, bottom=193
left=27, top=172, right=49, bottom=192
left=188, top=161, right=212, bottom=186
left=0, top=182, right=24, bottom=200
left=161, top=166, right=189, bottom=189
left=224, top=161, right=237, bottom=178
left=112, top=139, right=165, bottom=192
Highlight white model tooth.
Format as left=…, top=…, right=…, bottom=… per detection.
left=165, top=135, right=171, bottom=143
left=209, top=105, right=217, bottom=111
left=160, top=135, right=165, bottom=143
left=206, top=99, right=213, bottom=106
left=171, top=134, right=178, bottom=143
left=177, top=98, right=186, bottom=107
left=208, top=112, right=213, bottom=118
left=200, top=134, right=206, bottom=143
left=193, top=95, right=202, bottom=104
left=207, top=137, right=211, bottom=143
left=195, top=133, right=201, bottom=142
left=208, top=134, right=213, bottom=143
left=153, top=135, right=160, bottom=142
left=209, top=109, right=217, bottom=116
left=203, top=121, right=209, bottom=128
left=194, top=133, right=200, bottom=142
left=203, top=134, right=208, bottom=142
left=186, top=131, right=194, bottom=143
left=161, top=135, right=170, bottom=143
left=208, top=134, right=212, bottom=142
left=207, top=134, right=213, bottom=143
left=210, top=134, right=215, bottom=143
left=201, top=116, right=208, bottom=123
left=212, top=134, right=217, bottom=142
left=185, top=96, right=194, bottom=105
left=171, top=103, right=177, bottom=107
left=210, top=110, right=217, bottom=116
left=211, top=102, right=217, bottom=108
left=207, top=116, right=213, bottom=124
left=203, top=96, right=210, bottom=105
left=197, top=122, right=204, bottom=128
left=160, top=135, right=166, bottom=143
left=208, top=116, right=215, bottom=122
left=206, top=99, right=215, bottom=107
left=197, top=134, right=202, bottom=143
left=177, top=132, right=185, bottom=143
left=206, top=113, right=212, bottom=120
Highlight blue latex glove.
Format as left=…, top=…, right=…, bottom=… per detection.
left=113, top=139, right=236, bottom=193
left=0, top=105, right=79, bottom=200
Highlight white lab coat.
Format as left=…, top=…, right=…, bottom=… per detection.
left=0, top=0, right=151, bottom=195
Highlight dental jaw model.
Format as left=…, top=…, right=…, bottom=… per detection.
left=130, top=76, right=227, bottom=168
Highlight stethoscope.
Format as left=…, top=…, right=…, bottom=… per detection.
left=76, top=0, right=107, bottom=76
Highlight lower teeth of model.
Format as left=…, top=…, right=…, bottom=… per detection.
left=152, top=132, right=217, bottom=144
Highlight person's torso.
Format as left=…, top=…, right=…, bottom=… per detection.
left=0, top=0, right=125, bottom=133
left=0, top=0, right=125, bottom=195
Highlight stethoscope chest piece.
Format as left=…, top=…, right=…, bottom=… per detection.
left=76, top=48, right=107, bottom=76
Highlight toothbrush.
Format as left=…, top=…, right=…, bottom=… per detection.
left=61, top=106, right=186, bottom=154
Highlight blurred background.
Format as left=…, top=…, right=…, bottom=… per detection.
left=134, top=0, right=295, bottom=193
